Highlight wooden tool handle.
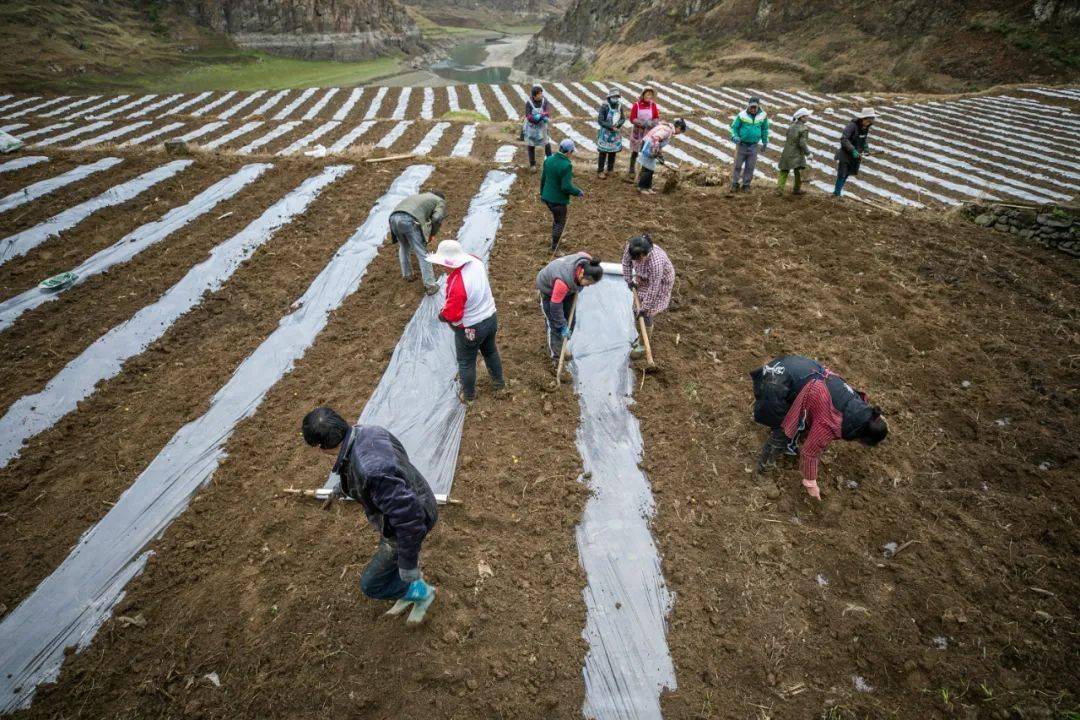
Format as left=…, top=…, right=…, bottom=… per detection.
left=632, top=288, right=656, bottom=366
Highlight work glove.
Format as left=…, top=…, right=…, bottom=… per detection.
left=559, top=325, right=571, bottom=339
left=386, top=578, right=437, bottom=625
left=852, top=149, right=860, bottom=159
left=404, top=579, right=433, bottom=601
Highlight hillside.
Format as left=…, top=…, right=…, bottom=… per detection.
left=400, top=0, right=565, bottom=29
left=0, top=0, right=422, bottom=93
left=518, top=0, right=1080, bottom=92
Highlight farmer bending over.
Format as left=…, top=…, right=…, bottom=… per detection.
left=749, top=355, right=888, bottom=499
left=302, top=408, right=438, bottom=623
left=389, top=190, right=447, bottom=296
left=621, top=234, right=674, bottom=359
left=536, top=252, right=604, bottom=364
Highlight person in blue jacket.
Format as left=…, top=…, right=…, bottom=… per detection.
left=302, top=407, right=438, bottom=623
left=729, top=96, right=770, bottom=192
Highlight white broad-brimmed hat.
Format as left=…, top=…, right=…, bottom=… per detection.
left=855, top=107, right=877, bottom=119
left=792, top=107, right=813, bottom=121
left=425, top=239, right=473, bottom=269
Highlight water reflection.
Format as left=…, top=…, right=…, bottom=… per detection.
left=431, top=41, right=513, bottom=84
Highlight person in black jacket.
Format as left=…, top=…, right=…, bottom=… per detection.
left=833, top=108, right=876, bottom=197
left=302, top=407, right=438, bottom=623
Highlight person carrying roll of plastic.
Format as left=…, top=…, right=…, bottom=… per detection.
left=535, top=252, right=604, bottom=363
left=777, top=108, right=813, bottom=196
left=621, top=234, right=674, bottom=358
left=389, top=189, right=446, bottom=296
left=749, top=355, right=889, bottom=500
left=301, top=408, right=438, bottom=623
left=833, top=108, right=876, bottom=197
left=729, top=96, right=769, bottom=192
left=540, top=138, right=584, bottom=252
left=637, top=119, right=686, bottom=195
left=427, top=239, right=505, bottom=404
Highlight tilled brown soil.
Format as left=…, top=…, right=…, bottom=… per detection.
left=13, top=160, right=590, bottom=719
left=2, top=152, right=1077, bottom=720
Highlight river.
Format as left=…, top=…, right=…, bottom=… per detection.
left=381, top=33, right=532, bottom=87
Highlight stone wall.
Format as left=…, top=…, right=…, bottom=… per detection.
left=967, top=203, right=1078, bottom=257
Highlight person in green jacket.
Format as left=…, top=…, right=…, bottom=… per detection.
left=730, top=96, right=769, bottom=192
left=389, top=190, right=447, bottom=295
left=776, top=108, right=812, bottom=196
left=540, top=138, right=584, bottom=252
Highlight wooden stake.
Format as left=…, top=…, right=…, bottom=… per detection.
left=555, top=301, right=577, bottom=387
left=632, top=288, right=656, bottom=367
left=365, top=152, right=417, bottom=164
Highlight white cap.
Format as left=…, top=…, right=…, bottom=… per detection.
left=792, top=107, right=813, bottom=121
left=855, top=107, right=877, bottom=119
left=425, top=239, right=473, bottom=269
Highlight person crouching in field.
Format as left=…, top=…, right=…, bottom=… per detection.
left=427, top=239, right=505, bottom=404
left=834, top=108, right=876, bottom=197
left=302, top=408, right=438, bottom=623
left=536, top=252, right=604, bottom=364
left=621, top=234, right=674, bottom=359
left=777, top=108, right=812, bottom=196
left=389, top=189, right=446, bottom=296
left=637, top=119, right=686, bottom=195
left=749, top=355, right=888, bottom=499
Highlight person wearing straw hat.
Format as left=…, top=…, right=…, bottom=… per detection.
left=595, top=88, right=626, bottom=178
left=749, top=355, right=889, bottom=500
left=833, top=107, right=877, bottom=197
left=522, top=84, right=553, bottom=171
left=540, top=138, right=585, bottom=252
left=729, top=96, right=770, bottom=192
left=777, top=108, right=813, bottom=196
left=427, top=239, right=505, bottom=404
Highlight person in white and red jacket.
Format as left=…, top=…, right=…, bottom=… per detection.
left=426, top=240, right=505, bottom=403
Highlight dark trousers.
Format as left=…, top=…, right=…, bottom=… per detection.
left=628, top=150, right=639, bottom=174
left=544, top=200, right=568, bottom=250
left=597, top=151, right=616, bottom=173
left=541, top=293, right=577, bottom=359
left=360, top=539, right=410, bottom=600
left=527, top=143, right=552, bottom=167
left=453, top=313, right=504, bottom=401
left=638, top=167, right=655, bottom=190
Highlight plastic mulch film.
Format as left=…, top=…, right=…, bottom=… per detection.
left=0, top=165, right=433, bottom=712
left=0, top=156, right=121, bottom=214
left=0, top=163, right=272, bottom=332
left=0, top=159, right=195, bottom=267
left=0, top=156, right=46, bottom=174
left=572, top=268, right=677, bottom=720
left=0, top=163, right=350, bottom=471
left=324, top=169, right=517, bottom=500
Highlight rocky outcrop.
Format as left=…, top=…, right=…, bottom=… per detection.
left=174, top=0, right=423, bottom=60
left=519, top=0, right=1080, bottom=90
left=967, top=203, right=1078, bottom=257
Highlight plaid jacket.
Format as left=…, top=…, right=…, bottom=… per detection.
left=621, top=244, right=675, bottom=317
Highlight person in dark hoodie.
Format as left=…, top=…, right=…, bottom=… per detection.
left=302, top=408, right=438, bottom=623
left=833, top=107, right=876, bottom=197
left=749, top=355, right=888, bottom=499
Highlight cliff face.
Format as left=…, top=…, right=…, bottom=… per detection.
left=518, top=0, right=1080, bottom=91
left=175, top=0, right=423, bottom=60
